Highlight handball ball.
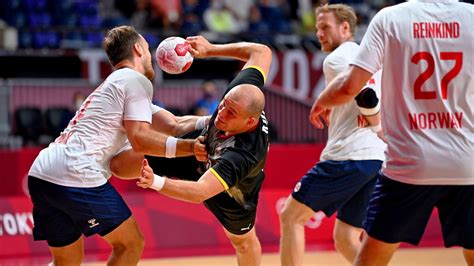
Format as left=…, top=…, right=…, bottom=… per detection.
left=155, top=36, right=193, bottom=74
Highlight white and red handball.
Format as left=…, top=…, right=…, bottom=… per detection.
left=155, top=36, right=193, bottom=74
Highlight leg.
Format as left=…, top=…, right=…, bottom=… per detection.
left=279, top=196, right=314, bottom=266
left=102, top=216, right=145, bottom=266
left=49, top=236, right=84, bottom=266
left=354, top=235, right=399, bottom=266
left=463, top=249, right=474, bottom=266
left=333, top=219, right=364, bottom=263
left=334, top=171, right=378, bottom=263
left=224, top=226, right=261, bottom=266
left=438, top=185, right=474, bottom=266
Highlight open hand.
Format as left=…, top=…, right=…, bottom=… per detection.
left=309, top=101, right=331, bottom=129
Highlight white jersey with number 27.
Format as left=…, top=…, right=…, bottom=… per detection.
left=352, top=0, right=473, bottom=185
left=29, top=68, right=154, bottom=188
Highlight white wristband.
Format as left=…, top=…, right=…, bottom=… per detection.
left=151, top=174, right=165, bottom=191
left=165, top=136, right=177, bottom=158
left=195, top=116, right=209, bottom=130
left=370, top=123, right=382, bottom=133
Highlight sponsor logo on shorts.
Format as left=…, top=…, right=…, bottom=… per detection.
left=240, top=223, right=251, bottom=231
left=294, top=182, right=301, bottom=192
left=88, top=218, right=100, bottom=228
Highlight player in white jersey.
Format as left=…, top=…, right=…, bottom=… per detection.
left=310, top=1, right=474, bottom=265
left=279, top=4, right=386, bottom=265
left=27, top=26, right=206, bottom=265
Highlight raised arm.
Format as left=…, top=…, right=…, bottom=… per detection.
left=186, top=36, right=272, bottom=80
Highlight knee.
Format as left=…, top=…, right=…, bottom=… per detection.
left=279, top=205, right=290, bottom=225
left=232, top=239, right=251, bottom=254
left=229, top=235, right=257, bottom=254
left=279, top=204, right=306, bottom=228
left=112, top=233, right=145, bottom=254
left=333, top=230, right=358, bottom=253
left=279, top=203, right=295, bottom=227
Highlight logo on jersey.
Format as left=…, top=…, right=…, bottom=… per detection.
left=261, top=112, right=269, bottom=134
left=88, top=218, right=100, bottom=228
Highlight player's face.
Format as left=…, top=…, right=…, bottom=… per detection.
left=139, top=37, right=155, bottom=81
left=214, top=96, right=252, bottom=134
left=315, top=12, right=345, bottom=52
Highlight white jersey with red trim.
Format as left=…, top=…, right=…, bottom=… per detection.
left=320, top=41, right=386, bottom=162
left=29, top=68, right=154, bottom=187
left=352, top=0, right=473, bottom=185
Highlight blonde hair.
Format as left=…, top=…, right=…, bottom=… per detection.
left=316, top=4, right=357, bottom=37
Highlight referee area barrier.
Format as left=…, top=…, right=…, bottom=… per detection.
left=0, top=144, right=445, bottom=260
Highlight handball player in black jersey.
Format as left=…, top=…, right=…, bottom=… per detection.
left=111, top=36, right=272, bottom=266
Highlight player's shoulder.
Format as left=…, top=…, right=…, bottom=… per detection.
left=226, top=67, right=266, bottom=92
left=370, top=2, right=407, bottom=22
left=335, top=41, right=359, bottom=54
left=109, top=68, right=147, bottom=81
left=240, top=66, right=266, bottom=83
left=325, top=42, right=359, bottom=64
left=112, top=68, right=152, bottom=90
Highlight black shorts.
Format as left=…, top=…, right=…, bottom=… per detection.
left=146, top=129, right=206, bottom=181
left=146, top=128, right=258, bottom=235
left=292, top=160, right=382, bottom=228
left=28, top=176, right=131, bottom=247
left=364, top=174, right=474, bottom=248
left=146, top=155, right=258, bottom=235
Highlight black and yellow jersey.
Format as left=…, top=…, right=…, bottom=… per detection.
left=205, top=67, right=269, bottom=211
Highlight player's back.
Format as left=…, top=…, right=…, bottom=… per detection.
left=376, top=1, right=473, bottom=184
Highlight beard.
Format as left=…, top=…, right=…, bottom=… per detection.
left=144, top=63, right=155, bottom=81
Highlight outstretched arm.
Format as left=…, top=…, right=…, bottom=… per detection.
left=137, top=159, right=225, bottom=203
left=186, top=36, right=272, bottom=81
left=111, top=135, right=207, bottom=179
left=152, top=108, right=210, bottom=136
left=124, top=120, right=195, bottom=157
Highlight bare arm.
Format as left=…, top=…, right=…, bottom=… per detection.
left=363, top=113, right=381, bottom=127
left=310, top=65, right=373, bottom=128
left=152, top=109, right=209, bottom=136
left=111, top=135, right=207, bottom=179
left=186, top=36, right=272, bottom=80
left=137, top=159, right=225, bottom=203
left=124, top=120, right=195, bottom=156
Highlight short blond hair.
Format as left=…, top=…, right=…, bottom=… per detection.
left=316, top=4, right=357, bottom=37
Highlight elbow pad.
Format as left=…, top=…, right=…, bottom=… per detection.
left=355, top=87, right=380, bottom=116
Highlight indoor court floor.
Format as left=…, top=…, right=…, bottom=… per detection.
left=81, top=247, right=465, bottom=265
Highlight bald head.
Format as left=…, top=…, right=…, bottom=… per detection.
left=227, top=84, right=265, bottom=118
